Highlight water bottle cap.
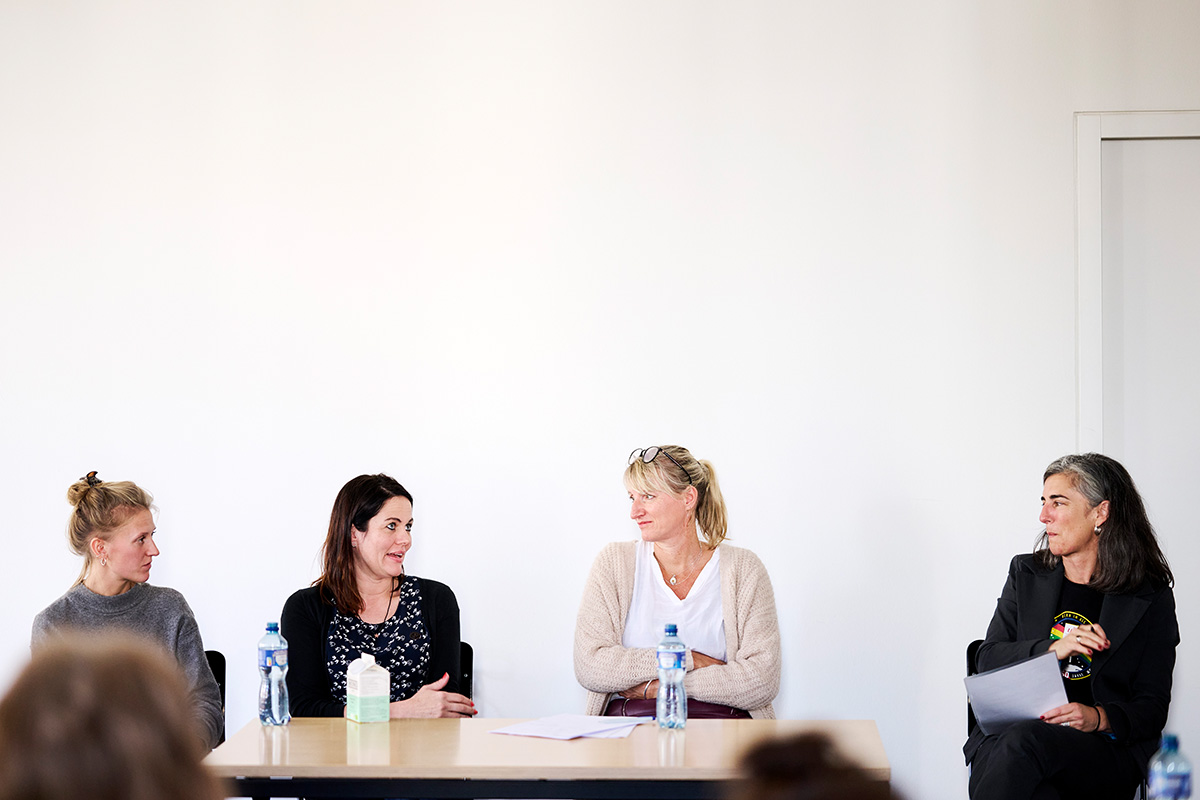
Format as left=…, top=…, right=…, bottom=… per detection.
left=664, top=624, right=678, bottom=635
left=1162, top=734, right=1180, bottom=751
left=265, top=622, right=280, bottom=632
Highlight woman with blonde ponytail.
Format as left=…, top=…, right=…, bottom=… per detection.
left=30, top=472, right=223, bottom=751
left=573, top=445, right=781, bottom=718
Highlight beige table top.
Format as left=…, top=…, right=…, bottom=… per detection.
left=207, top=717, right=889, bottom=782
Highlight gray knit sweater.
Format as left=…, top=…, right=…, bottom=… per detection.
left=31, top=583, right=224, bottom=750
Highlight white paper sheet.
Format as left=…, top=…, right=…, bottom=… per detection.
left=965, top=650, right=1068, bottom=735
left=490, top=714, right=652, bottom=740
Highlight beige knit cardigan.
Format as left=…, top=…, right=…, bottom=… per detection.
left=573, top=541, right=781, bottom=718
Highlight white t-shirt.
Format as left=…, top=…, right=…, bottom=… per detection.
left=621, top=541, right=726, bottom=661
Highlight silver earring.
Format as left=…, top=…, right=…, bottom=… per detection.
left=100, top=557, right=107, bottom=566
left=1094, top=526, right=1102, bottom=535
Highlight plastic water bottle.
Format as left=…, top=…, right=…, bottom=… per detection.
left=1150, top=734, right=1192, bottom=799
left=258, top=622, right=291, bottom=726
left=656, top=623, right=687, bottom=730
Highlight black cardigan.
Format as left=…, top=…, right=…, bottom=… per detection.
left=281, top=578, right=463, bottom=717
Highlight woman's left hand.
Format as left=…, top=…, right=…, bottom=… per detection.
left=692, top=651, right=725, bottom=669
left=390, top=673, right=477, bottom=718
left=1048, top=623, right=1110, bottom=661
left=1041, top=702, right=1108, bottom=732
left=618, top=680, right=657, bottom=700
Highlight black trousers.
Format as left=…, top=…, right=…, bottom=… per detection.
left=969, top=720, right=1142, bottom=800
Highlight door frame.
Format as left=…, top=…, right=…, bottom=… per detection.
left=1074, top=110, right=1200, bottom=451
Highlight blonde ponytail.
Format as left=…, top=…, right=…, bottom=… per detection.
left=693, top=459, right=728, bottom=548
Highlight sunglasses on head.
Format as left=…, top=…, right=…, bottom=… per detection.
left=627, top=446, right=693, bottom=486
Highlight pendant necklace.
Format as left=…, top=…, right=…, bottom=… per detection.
left=665, top=552, right=702, bottom=586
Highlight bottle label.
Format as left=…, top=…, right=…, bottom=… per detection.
left=260, top=648, right=288, bottom=669
left=1150, top=773, right=1192, bottom=798
left=657, top=650, right=685, bottom=670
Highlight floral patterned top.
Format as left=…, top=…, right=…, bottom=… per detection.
left=325, top=575, right=431, bottom=702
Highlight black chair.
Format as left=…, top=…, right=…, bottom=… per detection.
left=460, top=641, right=473, bottom=700
left=205, top=649, right=226, bottom=745
left=966, top=638, right=983, bottom=734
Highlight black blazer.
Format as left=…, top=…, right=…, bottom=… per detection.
left=964, top=554, right=1179, bottom=772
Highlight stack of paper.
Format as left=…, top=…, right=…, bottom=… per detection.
left=491, top=714, right=653, bottom=740
left=964, top=650, right=1067, bottom=735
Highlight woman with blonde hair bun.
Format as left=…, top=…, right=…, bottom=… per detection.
left=0, top=633, right=226, bottom=800
left=574, top=445, right=781, bottom=719
left=30, top=471, right=223, bottom=750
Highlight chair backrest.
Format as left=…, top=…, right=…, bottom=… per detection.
left=460, top=641, right=473, bottom=700
left=966, top=638, right=983, bottom=734
left=205, top=649, right=226, bottom=745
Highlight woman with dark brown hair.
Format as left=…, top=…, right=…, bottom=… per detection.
left=0, top=633, right=226, bottom=800
left=281, top=474, right=474, bottom=718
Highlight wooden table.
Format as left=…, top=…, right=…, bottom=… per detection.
left=206, top=717, right=889, bottom=799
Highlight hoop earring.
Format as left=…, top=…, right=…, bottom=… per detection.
left=100, top=557, right=108, bottom=566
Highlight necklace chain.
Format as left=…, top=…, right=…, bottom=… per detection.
left=663, top=551, right=704, bottom=587
left=362, top=576, right=401, bottom=631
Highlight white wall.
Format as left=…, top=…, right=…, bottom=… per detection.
left=2, top=3, right=1198, bottom=798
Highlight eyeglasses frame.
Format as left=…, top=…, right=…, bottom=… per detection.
left=627, top=446, right=693, bottom=486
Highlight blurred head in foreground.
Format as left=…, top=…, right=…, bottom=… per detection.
left=733, top=733, right=896, bottom=800
left=0, top=633, right=225, bottom=800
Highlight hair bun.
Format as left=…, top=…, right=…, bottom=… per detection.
left=66, top=471, right=101, bottom=506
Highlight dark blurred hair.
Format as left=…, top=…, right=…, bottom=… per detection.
left=316, top=473, right=413, bottom=613
left=731, top=733, right=893, bottom=800
left=1035, top=453, right=1173, bottom=593
left=0, top=633, right=225, bottom=800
